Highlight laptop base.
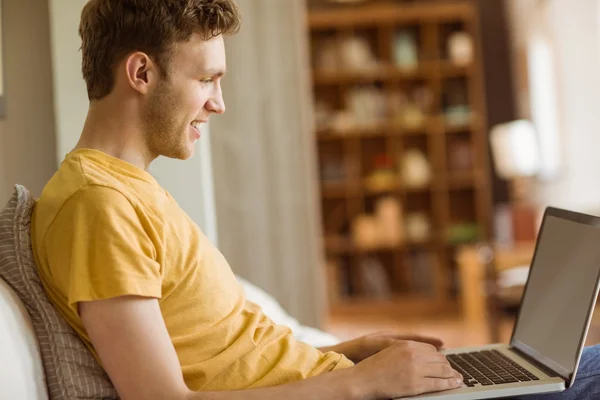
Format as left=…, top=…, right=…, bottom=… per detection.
left=401, top=344, right=565, bottom=400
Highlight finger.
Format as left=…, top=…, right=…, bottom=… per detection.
left=378, top=331, right=443, bottom=345
left=370, top=331, right=418, bottom=342
left=417, top=377, right=463, bottom=394
left=402, top=335, right=444, bottom=349
left=424, top=352, right=451, bottom=365
left=421, top=362, right=462, bottom=380
left=403, top=340, right=438, bottom=353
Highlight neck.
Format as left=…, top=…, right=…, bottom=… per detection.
left=75, top=97, right=155, bottom=170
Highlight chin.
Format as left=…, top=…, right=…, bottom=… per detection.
left=174, top=148, right=195, bottom=161
left=181, top=142, right=197, bottom=160
left=161, top=144, right=195, bottom=161
left=182, top=148, right=196, bottom=160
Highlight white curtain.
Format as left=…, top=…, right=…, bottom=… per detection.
left=210, top=0, right=326, bottom=327
left=508, top=0, right=600, bottom=212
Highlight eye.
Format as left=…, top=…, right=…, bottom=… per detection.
left=200, top=78, right=213, bottom=85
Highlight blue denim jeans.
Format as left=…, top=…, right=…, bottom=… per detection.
left=518, top=345, right=600, bottom=400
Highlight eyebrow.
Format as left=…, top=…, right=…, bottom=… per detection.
left=200, top=68, right=226, bottom=78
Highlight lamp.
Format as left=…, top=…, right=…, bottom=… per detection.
left=491, top=120, right=540, bottom=202
left=490, top=120, right=541, bottom=244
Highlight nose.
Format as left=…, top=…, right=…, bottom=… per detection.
left=206, top=82, right=226, bottom=115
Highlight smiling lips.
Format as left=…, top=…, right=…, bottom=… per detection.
left=190, top=120, right=206, bottom=139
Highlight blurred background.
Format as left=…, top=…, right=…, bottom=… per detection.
left=1, top=0, right=600, bottom=348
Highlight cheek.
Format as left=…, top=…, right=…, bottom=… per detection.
left=189, top=86, right=211, bottom=110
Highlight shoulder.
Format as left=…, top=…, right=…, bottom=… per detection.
left=69, top=184, right=136, bottom=211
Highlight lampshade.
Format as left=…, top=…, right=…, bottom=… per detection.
left=490, top=120, right=541, bottom=179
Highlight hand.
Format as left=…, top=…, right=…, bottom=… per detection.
left=321, top=331, right=444, bottom=363
left=351, top=340, right=462, bottom=399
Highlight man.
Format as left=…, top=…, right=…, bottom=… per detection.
left=31, top=1, right=600, bottom=399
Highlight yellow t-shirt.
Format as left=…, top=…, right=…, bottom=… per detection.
left=31, top=148, right=352, bottom=391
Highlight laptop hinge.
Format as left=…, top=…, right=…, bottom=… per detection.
left=510, top=343, right=569, bottom=383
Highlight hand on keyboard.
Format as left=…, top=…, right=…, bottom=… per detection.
left=351, top=340, right=463, bottom=398
left=448, top=350, right=540, bottom=387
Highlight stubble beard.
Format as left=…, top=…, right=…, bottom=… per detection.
left=143, top=80, right=191, bottom=161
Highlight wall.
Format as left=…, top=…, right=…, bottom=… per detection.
left=508, top=0, right=600, bottom=213
left=47, top=0, right=89, bottom=162
left=0, top=0, right=57, bottom=204
left=541, top=0, right=600, bottom=212
left=46, top=0, right=218, bottom=239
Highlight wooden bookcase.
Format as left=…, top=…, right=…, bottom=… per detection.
left=306, top=1, right=492, bottom=317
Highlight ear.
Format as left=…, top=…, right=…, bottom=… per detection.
left=124, top=52, right=159, bottom=95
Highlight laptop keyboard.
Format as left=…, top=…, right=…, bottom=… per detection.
left=447, top=350, right=540, bottom=387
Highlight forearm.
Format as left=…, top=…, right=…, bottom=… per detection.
left=186, top=367, right=371, bottom=400
left=319, top=340, right=361, bottom=363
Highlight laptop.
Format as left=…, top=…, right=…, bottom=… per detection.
left=408, top=207, right=600, bottom=400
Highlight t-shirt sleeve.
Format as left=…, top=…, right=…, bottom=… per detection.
left=44, top=185, right=163, bottom=312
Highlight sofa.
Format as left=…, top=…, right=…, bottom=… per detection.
left=0, top=278, right=49, bottom=399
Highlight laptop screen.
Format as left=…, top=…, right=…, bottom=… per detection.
left=512, top=214, right=600, bottom=375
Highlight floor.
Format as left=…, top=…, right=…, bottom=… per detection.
left=325, top=309, right=600, bottom=349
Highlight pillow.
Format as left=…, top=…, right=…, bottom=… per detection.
left=0, top=185, right=118, bottom=400
left=0, top=278, right=48, bottom=399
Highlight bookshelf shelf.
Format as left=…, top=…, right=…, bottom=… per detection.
left=309, top=0, right=492, bottom=316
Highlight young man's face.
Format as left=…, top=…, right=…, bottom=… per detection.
left=143, top=34, right=226, bottom=160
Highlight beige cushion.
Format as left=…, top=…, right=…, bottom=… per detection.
left=0, top=185, right=118, bottom=400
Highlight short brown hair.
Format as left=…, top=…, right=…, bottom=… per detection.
left=79, top=0, right=241, bottom=100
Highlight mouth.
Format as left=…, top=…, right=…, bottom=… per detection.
left=190, top=120, right=207, bottom=138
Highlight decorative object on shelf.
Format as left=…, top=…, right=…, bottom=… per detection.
left=314, top=39, right=339, bottom=71
left=445, top=105, right=472, bottom=126
left=400, top=149, right=432, bottom=188
left=393, top=30, right=419, bottom=71
left=375, top=196, right=404, bottom=246
left=365, top=153, right=397, bottom=192
left=447, top=31, right=474, bottom=66
left=444, top=80, right=471, bottom=126
left=358, top=257, right=392, bottom=299
left=448, top=138, right=474, bottom=171
left=389, top=87, right=433, bottom=129
left=405, top=212, right=432, bottom=243
left=314, top=35, right=378, bottom=72
left=388, top=90, right=410, bottom=127
left=490, top=120, right=542, bottom=245
left=339, top=36, right=379, bottom=71
left=320, top=157, right=346, bottom=184
left=350, top=196, right=403, bottom=250
left=347, top=85, right=387, bottom=126
left=329, top=110, right=356, bottom=132
left=351, top=214, right=380, bottom=250
left=446, top=222, right=481, bottom=245
left=400, top=103, right=426, bottom=130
